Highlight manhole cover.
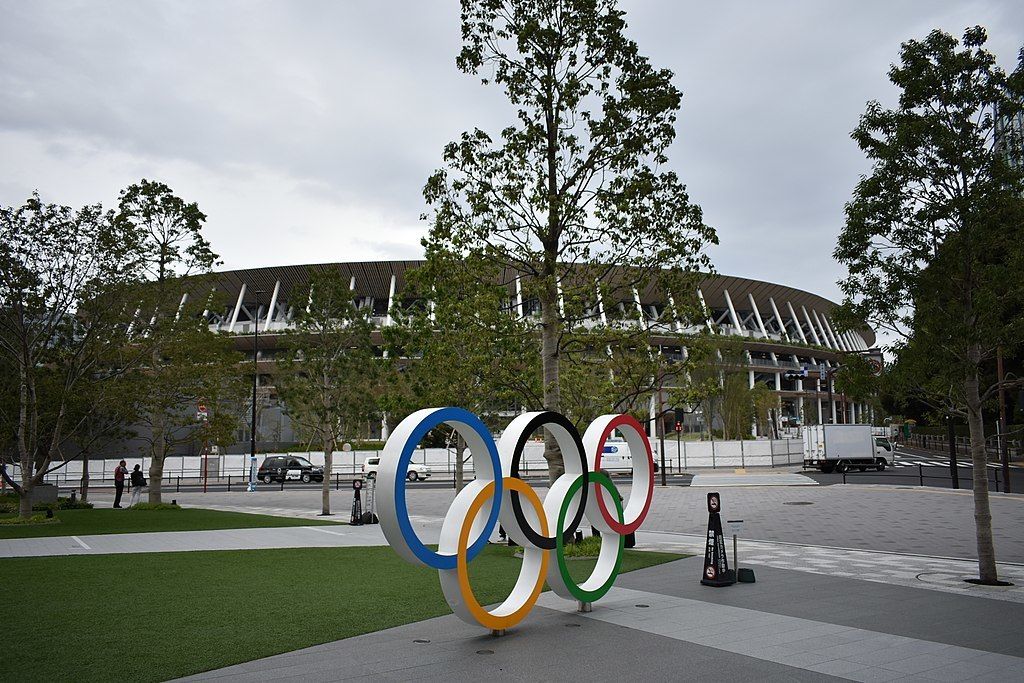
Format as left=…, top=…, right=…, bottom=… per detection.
left=476, top=649, right=494, bottom=655
left=413, top=639, right=430, bottom=644
left=783, top=501, right=814, bottom=506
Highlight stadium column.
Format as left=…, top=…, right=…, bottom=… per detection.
left=667, top=293, right=683, bottom=333
left=786, top=301, right=808, bottom=343
left=768, top=297, right=790, bottom=342
left=228, top=283, right=247, bottom=333
left=748, top=293, right=769, bottom=338
left=723, top=289, right=742, bottom=335
left=697, top=288, right=715, bottom=333
left=264, top=280, right=280, bottom=331
left=801, top=305, right=822, bottom=345
left=811, top=309, right=836, bottom=349
left=515, top=276, right=524, bottom=318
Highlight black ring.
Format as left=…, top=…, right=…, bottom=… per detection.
left=509, top=411, right=589, bottom=550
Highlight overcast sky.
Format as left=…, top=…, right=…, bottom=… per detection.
left=2, top=1, right=1022, bottom=310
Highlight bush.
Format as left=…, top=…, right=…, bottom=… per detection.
left=1, top=494, right=93, bottom=512
left=128, top=503, right=181, bottom=511
left=33, top=496, right=93, bottom=512
left=562, top=534, right=603, bottom=558
left=0, top=513, right=60, bottom=526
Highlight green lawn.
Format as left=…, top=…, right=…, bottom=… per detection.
left=3, top=545, right=683, bottom=682
left=0, top=507, right=342, bottom=539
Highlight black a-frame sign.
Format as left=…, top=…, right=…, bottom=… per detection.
left=700, top=491, right=736, bottom=587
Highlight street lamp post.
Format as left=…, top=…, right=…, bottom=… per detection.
left=248, top=289, right=264, bottom=493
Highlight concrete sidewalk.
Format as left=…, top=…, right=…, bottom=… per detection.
left=179, top=557, right=1024, bottom=682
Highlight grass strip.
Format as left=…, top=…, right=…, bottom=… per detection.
left=0, top=507, right=341, bottom=539
left=4, top=544, right=682, bottom=681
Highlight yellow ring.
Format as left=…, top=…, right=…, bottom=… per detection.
left=456, top=477, right=549, bottom=630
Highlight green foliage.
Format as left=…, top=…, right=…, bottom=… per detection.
left=833, top=25, right=1024, bottom=583
left=420, top=0, right=715, bottom=476
left=0, top=513, right=59, bottom=526
left=277, top=269, right=384, bottom=452
left=128, top=502, right=182, bottom=511
left=562, top=533, right=603, bottom=557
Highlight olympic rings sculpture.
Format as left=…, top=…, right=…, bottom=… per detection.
left=377, top=407, right=655, bottom=631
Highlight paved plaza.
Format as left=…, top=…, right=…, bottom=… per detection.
left=181, top=557, right=1024, bottom=682
left=17, top=480, right=1023, bottom=681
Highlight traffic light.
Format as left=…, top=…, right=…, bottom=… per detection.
left=783, top=369, right=806, bottom=381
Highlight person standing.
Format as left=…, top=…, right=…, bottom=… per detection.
left=113, top=460, right=128, bottom=508
left=128, top=464, right=146, bottom=508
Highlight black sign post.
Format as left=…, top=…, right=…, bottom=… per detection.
left=350, top=478, right=364, bottom=526
left=700, top=491, right=736, bottom=587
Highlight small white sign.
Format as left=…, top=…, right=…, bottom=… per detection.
left=726, top=519, right=744, bottom=535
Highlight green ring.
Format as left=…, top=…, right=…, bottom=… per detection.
left=555, top=471, right=625, bottom=602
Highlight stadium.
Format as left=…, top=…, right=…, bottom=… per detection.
left=194, top=260, right=877, bottom=451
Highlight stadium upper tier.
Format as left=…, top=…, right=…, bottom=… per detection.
left=190, top=260, right=874, bottom=355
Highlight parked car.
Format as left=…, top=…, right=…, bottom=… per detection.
left=362, top=456, right=431, bottom=481
left=258, top=455, right=325, bottom=484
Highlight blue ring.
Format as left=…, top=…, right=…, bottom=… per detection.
left=393, top=407, right=502, bottom=570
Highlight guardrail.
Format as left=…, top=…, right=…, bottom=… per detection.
left=909, top=434, right=1022, bottom=461
left=839, top=462, right=1009, bottom=492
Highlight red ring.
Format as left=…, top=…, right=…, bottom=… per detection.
left=591, top=414, right=654, bottom=534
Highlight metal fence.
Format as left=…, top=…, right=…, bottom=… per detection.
left=1, top=437, right=806, bottom=492
left=910, top=434, right=1022, bottom=461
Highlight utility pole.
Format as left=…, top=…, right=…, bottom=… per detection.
left=248, top=289, right=264, bottom=493
left=997, top=347, right=1011, bottom=494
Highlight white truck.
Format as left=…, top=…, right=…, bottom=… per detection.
left=803, top=424, right=889, bottom=473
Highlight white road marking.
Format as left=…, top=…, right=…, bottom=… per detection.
left=70, top=536, right=91, bottom=550
left=302, top=526, right=347, bottom=536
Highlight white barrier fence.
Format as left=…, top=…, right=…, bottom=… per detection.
left=3, top=438, right=804, bottom=488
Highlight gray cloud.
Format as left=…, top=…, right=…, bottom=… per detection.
left=2, top=0, right=1022, bottom=316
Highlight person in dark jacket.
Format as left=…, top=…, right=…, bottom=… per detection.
left=113, top=460, right=128, bottom=508
left=128, top=464, right=146, bottom=508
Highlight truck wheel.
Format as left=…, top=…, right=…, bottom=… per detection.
left=876, top=459, right=886, bottom=472
left=407, top=471, right=419, bottom=482
left=836, top=462, right=847, bottom=474
left=857, top=466, right=867, bottom=472
left=821, top=462, right=836, bottom=474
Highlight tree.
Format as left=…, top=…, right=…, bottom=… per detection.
left=422, top=0, right=715, bottom=481
left=387, top=254, right=538, bottom=491
left=0, top=194, right=138, bottom=516
left=277, top=269, right=383, bottom=515
left=750, top=383, right=779, bottom=438
left=113, top=180, right=233, bottom=503
left=834, top=27, right=1024, bottom=584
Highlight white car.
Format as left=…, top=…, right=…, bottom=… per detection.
left=362, top=456, right=432, bottom=481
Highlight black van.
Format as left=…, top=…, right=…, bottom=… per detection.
left=257, top=456, right=325, bottom=484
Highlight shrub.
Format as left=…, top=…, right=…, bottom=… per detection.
left=128, top=503, right=181, bottom=511
left=562, top=534, right=604, bottom=558
left=33, top=497, right=93, bottom=512
left=0, top=513, right=60, bottom=526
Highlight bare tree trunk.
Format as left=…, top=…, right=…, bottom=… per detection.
left=148, top=414, right=165, bottom=504
left=322, top=443, right=332, bottom=516
left=455, top=431, right=466, bottom=493
left=80, top=452, right=90, bottom=503
left=965, top=360, right=998, bottom=583
left=541, top=281, right=563, bottom=485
